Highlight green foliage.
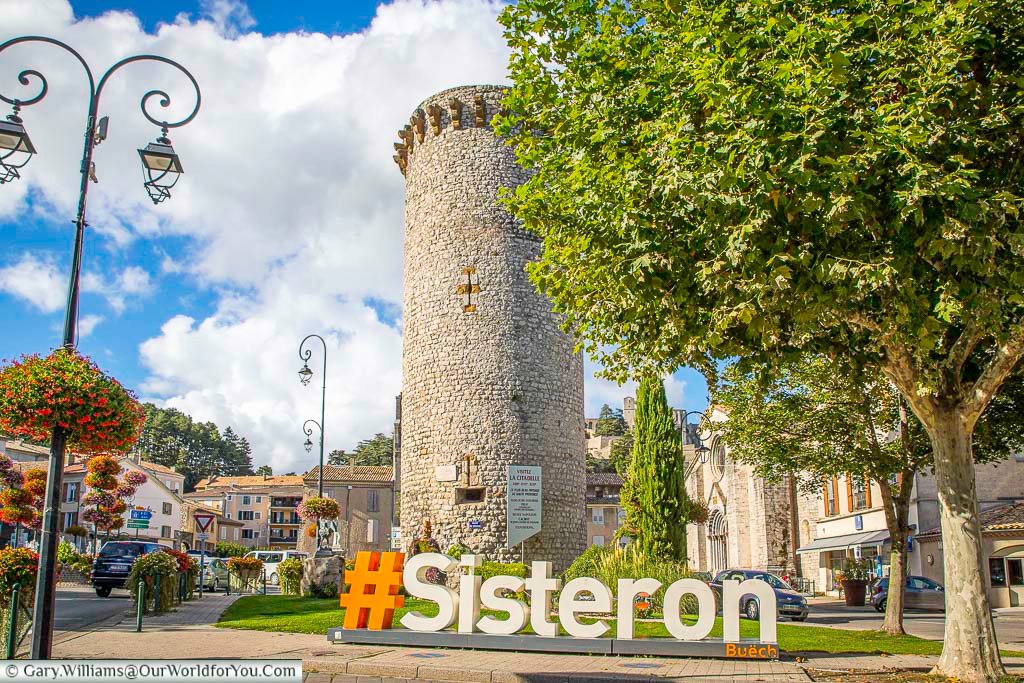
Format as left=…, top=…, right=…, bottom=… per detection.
left=278, top=558, right=303, bottom=596
left=127, top=551, right=178, bottom=614
left=305, top=580, right=338, bottom=599
left=0, top=548, right=37, bottom=601
left=446, top=543, right=471, bottom=558
left=621, top=377, right=688, bottom=560
left=215, top=542, right=247, bottom=558
left=564, top=546, right=698, bottom=614
left=608, top=431, right=633, bottom=476
left=134, top=404, right=255, bottom=492
left=329, top=433, right=394, bottom=467
left=594, top=405, right=627, bottom=436
left=477, top=561, right=528, bottom=583
left=56, top=541, right=93, bottom=576
left=255, top=465, right=273, bottom=476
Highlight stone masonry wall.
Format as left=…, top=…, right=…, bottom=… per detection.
left=396, top=85, right=586, bottom=570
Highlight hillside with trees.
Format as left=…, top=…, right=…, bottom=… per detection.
left=133, top=404, right=255, bottom=491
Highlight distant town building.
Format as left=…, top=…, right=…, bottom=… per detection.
left=0, top=438, right=49, bottom=463
left=585, top=473, right=625, bottom=548
left=179, top=500, right=244, bottom=553
left=300, top=465, right=395, bottom=557
left=188, top=474, right=304, bottom=550
left=63, top=453, right=187, bottom=549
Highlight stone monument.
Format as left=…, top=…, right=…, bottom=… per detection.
left=393, top=85, right=586, bottom=570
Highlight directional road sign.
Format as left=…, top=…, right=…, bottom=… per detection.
left=130, top=509, right=152, bottom=520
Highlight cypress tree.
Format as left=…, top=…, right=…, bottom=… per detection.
left=621, top=376, right=688, bottom=560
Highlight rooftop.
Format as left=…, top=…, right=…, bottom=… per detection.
left=586, top=473, right=624, bottom=487
left=64, top=455, right=180, bottom=477
left=918, top=500, right=1024, bottom=538
left=304, top=465, right=394, bottom=483
left=1, top=439, right=50, bottom=457
left=194, top=474, right=305, bottom=489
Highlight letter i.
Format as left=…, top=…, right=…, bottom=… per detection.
left=457, top=554, right=482, bottom=634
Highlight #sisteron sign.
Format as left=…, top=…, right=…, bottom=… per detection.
left=338, top=551, right=778, bottom=648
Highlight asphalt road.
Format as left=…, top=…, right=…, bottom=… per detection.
left=795, top=598, right=1024, bottom=649
left=54, top=586, right=130, bottom=632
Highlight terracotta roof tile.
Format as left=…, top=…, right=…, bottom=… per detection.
left=918, top=500, right=1024, bottom=538
left=586, top=473, right=624, bottom=487
left=195, top=475, right=304, bottom=489
left=304, top=465, right=393, bottom=483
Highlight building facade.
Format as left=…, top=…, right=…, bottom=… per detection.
left=394, top=85, right=586, bottom=569
left=299, top=465, right=395, bottom=557
left=189, top=474, right=304, bottom=549
left=62, top=454, right=186, bottom=548
left=585, top=473, right=625, bottom=548
left=179, top=500, right=244, bottom=553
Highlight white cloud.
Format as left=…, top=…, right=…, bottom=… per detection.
left=82, top=266, right=153, bottom=314
left=77, top=313, right=104, bottom=337
left=2, top=0, right=510, bottom=472
left=0, top=253, right=66, bottom=313
left=198, top=0, right=256, bottom=37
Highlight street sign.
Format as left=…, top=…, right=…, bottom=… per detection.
left=507, top=465, right=542, bottom=547
left=193, top=512, right=215, bottom=533
left=127, top=520, right=149, bottom=529
left=196, top=532, right=209, bottom=541
left=468, top=520, right=482, bottom=530
left=130, top=509, right=152, bottom=520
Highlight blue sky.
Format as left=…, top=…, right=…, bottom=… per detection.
left=0, top=0, right=707, bottom=471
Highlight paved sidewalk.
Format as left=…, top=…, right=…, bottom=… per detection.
left=46, top=594, right=1024, bottom=682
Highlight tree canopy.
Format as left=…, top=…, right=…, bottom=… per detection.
left=134, top=404, right=255, bottom=492
left=594, top=404, right=627, bottom=436
left=499, top=2, right=1024, bottom=678
left=328, top=433, right=394, bottom=467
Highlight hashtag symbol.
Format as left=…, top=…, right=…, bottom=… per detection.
left=339, top=551, right=406, bottom=629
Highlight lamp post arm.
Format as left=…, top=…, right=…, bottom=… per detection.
left=299, top=335, right=328, bottom=499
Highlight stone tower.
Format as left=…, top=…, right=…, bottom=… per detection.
left=394, top=85, right=585, bottom=569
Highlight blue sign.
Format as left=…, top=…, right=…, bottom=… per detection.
left=130, top=509, right=152, bottom=520
left=468, top=520, right=482, bottom=530
left=854, top=514, right=863, bottom=530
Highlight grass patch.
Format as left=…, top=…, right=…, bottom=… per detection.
left=217, top=595, right=1024, bottom=658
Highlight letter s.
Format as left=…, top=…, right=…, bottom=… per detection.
left=399, top=553, right=458, bottom=632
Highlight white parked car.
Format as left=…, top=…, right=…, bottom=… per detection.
left=242, top=550, right=308, bottom=585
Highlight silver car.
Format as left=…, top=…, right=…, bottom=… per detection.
left=871, top=575, right=945, bottom=612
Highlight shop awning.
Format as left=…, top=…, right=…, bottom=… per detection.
left=796, top=529, right=890, bottom=554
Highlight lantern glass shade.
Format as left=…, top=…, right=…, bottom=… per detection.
left=696, top=444, right=711, bottom=463
left=0, top=119, right=36, bottom=184
left=0, top=120, right=35, bottom=154
left=298, top=364, right=313, bottom=385
left=138, top=141, right=183, bottom=204
left=304, top=438, right=314, bottom=453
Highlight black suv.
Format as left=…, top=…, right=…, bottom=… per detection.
left=91, top=541, right=169, bottom=597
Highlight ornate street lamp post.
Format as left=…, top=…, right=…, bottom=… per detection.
left=298, top=334, right=330, bottom=557
left=0, top=35, right=200, bottom=659
left=682, top=410, right=714, bottom=481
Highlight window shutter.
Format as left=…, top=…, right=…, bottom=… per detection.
left=822, top=481, right=829, bottom=515
left=831, top=477, right=839, bottom=514
left=846, top=475, right=854, bottom=513
left=865, top=476, right=872, bottom=508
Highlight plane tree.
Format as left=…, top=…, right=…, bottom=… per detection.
left=497, top=1, right=1024, bottom=679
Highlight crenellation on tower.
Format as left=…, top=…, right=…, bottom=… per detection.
left=396, top=84, right=586, bottom=570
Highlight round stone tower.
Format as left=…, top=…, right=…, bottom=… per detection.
left=394, top=85, right=585, bottom=569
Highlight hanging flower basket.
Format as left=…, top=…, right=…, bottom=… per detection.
left=0, top=349, right=145, bottom=454
left=296, top=497, right=339, bottom=523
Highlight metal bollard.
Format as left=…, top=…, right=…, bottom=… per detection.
left=198, top=559, right=205, bottom=600
left=136, top=580, right=145, bottom=632
left=6, top=582, right=20, bottom=659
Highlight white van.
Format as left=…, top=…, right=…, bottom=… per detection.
left=243, top=550, right=308, bottom=585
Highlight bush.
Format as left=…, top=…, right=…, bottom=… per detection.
left=0, top=548, right=37, bottom=602
left=478, top=561, right=528, bottom=583
left=278, top=558, right=303, bottom=596
left=127, top=551, right=177, bottom=614
left=214, top=542, right=247, bottom=558
left=446, top=542, right=471, bottom=558
left=564, top=546, right=699, bottom=615
left=65, top=525, right=88, bottom=538
left=227, top=556, right=264, bottom=574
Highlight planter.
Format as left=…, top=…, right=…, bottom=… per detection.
left=841, top=578, right=868, bottom=606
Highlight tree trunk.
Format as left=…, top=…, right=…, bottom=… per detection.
left=929, top=410, right=1004, bottom=682
left=877, top=478, right=908, bottom=635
